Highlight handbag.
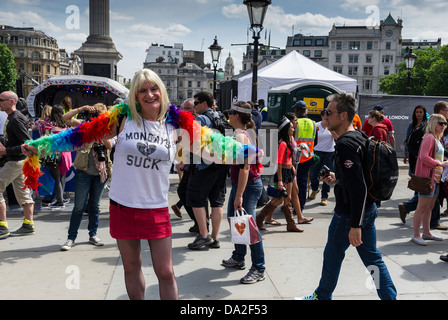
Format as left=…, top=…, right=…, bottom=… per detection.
left=228, top=209, right=261, bottom=245
left=266, top=174, right=282, bottom=198
left=408, top=175, right=433, bottom=194
left=408, top=138, right=437, bottom=194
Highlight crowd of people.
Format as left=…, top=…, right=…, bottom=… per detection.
left=1, top=68, right=448, bottom=300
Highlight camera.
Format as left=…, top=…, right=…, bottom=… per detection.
left=278, top=187, right=288, bottom=198
left=93, top=143, right=106, bottom=162
left=78, top=110, right=100, bottom=122
left=319, top=165, right=331, bottom=178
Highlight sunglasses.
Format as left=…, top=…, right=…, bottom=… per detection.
left=324, top=109, right=342, bottom=117
left=438, top=122, right=448, bottom=126
left=194, top=101, right=201, bottom=105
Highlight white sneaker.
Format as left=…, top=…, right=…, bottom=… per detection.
left=89, top=236, right=104, bottom=246
left=61, top=239, right=75, bottom=251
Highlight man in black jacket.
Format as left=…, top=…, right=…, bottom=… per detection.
left=0, top=91, right=35, bottom=239
left=297, top=93, right=397, bottom=300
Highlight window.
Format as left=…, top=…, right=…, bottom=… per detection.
left=197, top=81, right=201, bottom=88
left=386, top=42, right=391, bottom=50
left=314, top=50, right=322, bottom=57
left=31, top=64, right=41, bottom=72
left=19, top=49, right=24, bottom=58
left=188, top=81, right=192, bottom=88
left=367, top=41, right=373, bottom=50
left=316, top=39, right=324, bottom=46
left=348, top=55, right=359, bottom=63
left=333, top=66, right=343, bottom=74
left=336, top=41, right=342, bottom=50
left=32, top=52, right=40, bottom=59
left=349, top=41, right=360, bottom=50
left=366, top=55, right=372, bottom=63
left=304, top=39, right=312, bottom=46
left=382, top=55, right=394, bottom=63
left=303, top=50, right=311, bottom=57
left=348, top=66, right=358, bottom=75
left=335, top=55, right=342, bottom=63
left=293, top=39, right=301, bottom=46
left=364, top=66, right=373, bottom=76
left=363, top=80, right=372, bottom=90
left=384, top=66, right=390, bottom=75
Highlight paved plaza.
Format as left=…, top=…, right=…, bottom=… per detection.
left=1, top=164, right=448, bottom=300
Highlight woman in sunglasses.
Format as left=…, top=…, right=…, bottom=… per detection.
left=412, top=114, right=448, bottom=246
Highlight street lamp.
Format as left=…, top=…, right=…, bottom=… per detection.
left=209, top=36, right=222, bottom=99
left=244, top=0, right=271, bottom=103
left=404, top=47, right=417, bottom=95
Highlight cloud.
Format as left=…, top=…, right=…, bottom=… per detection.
left=125, top=23, right=192, bottom=41
left=110, top=11, right=134, bottom=21
left=0, top=10, right=62, bottom=34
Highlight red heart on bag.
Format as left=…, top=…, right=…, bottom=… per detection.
left=235, top=222, right=246, bottom=236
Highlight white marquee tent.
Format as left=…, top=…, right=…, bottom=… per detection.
left=238, top=50, right=358, bottom=103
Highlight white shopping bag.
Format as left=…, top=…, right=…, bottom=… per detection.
left=228, top=209, right=261, bottom=245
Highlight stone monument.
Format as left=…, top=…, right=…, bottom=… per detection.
left=75, top=0, right=122, bottom=80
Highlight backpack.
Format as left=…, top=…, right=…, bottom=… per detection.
left=203, top=111, right=233, bottom=135
left=342, top=131, right=399, bottom=203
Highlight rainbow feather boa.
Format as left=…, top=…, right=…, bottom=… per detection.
left=22, top=103, right=262, bottom=191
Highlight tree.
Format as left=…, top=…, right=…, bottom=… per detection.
left=379, top=45, right=448, bottom=96
left=0, top=44, right=17, bottom=93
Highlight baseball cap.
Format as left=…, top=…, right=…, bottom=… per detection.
left=373, top=105, right=384, bottom=111
left=293, top=100, right=307, bottom=109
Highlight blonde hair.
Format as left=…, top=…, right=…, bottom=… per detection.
left=41, top=105, right=52, bottom=119
left=128, top=68, right=169, bottom=126
left=426, top=113, right=446, bottom=140
left=93, top=103, right=107, bottom=114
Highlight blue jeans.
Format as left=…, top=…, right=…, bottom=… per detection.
left=310, top=151, right=334, bottom=200
left=315, top=204, right=397, bottom=300
left=227, top=178, right=265, bottom=272
left=67, top=170, right=106, bottom=241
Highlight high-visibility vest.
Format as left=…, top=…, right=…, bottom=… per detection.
left=295, top=117, right=317, bottom=163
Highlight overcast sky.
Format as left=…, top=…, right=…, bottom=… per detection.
left=1, top=0, right=447, bottom=80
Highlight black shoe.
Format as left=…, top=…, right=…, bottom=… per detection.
left=440, top=254, right=448, bottom=262
left=398, top=203, right=407, bottom=224
left=0, top=225, right=10, bottom=239
left=188, top=234, right=213, bottom=250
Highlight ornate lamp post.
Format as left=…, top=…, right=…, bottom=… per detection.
left=244, top=0, right=271, bottom=102
left=209, top=36, right=222, bottom=99
left=404, top=47, right=417, bottom=95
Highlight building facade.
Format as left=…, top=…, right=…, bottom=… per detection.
left=0, top=25, right=61, bottom=98
left=286, top=34, right=329, bottom=67
left=328, top=14, right=403, bottom=94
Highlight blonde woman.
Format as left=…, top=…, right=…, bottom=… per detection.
left=103, top=69, right=178, bottom=299
left=412, top=114, right=448, bottom=245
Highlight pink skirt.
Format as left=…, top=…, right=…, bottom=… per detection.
left=109, top=200, right=172, bottom=240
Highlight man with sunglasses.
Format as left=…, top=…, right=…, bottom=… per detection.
left=0, top=91, right=35, bottom=239
left=186, top=91, right=228, bottom=250
left=298, top=93, right=396, bottom=300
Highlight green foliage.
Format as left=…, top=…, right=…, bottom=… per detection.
left=379, top=45, right=448, bottom=96
left=0, top=44, right=17, bottom=93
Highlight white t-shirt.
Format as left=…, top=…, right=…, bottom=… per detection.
left=109, top=116, right=176, bottom=209
left=314, top=121, right=335, bottom=153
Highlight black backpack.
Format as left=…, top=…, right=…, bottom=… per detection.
left=342, top=131, right=399, bottom=202
left=203, top=112, right=233, bottom=135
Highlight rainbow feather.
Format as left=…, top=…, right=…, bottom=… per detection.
left=22, top=103, right=262, bottom=191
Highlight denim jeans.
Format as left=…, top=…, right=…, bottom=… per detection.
left=315, top=204, right=397, bottom=300
left=227, top=178, right=265, bottom=272
left=310, top=151, right=334, bottom=200
left=67, top=170, right=106, bottom=241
